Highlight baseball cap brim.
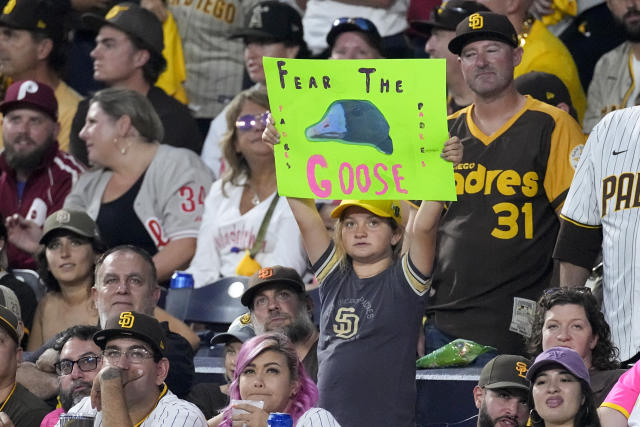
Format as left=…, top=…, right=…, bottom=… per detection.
left=229, top=28, right=282, bottom=40
left=81, top=13, right=113, bottom=33
left=526, top=360, right=571, bottom=382
left=93, top=329, right=163, bottom=357
left=210, top=332, right=245, bottom=346
left=0, top=100, right=56, bottom=121
left=326, top=22, right=381, bottom=47
left=40, top=225, right=95, bottom=244
left=410, top=20, right=454, bottom=35
left=448, top=32, right=517, bottom=55
left=484, top=381, right=529, bottom=392
left=0, top=307, right=19, bottom=344
left=330, top=201, right=396, bottom=220
left=240, top=279, right=305, bottom=307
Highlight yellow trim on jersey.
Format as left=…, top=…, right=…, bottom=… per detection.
left=559, top=214, right=602, bottom=229
left=315, top=244, right=341, bottom=284
left=621, top=52, right=635, bottom=108
left=401, top=254, right=432, bottom=296
left=600, top=402, right=630, bottom=419
left=462, top=97, right=534, bottom=146
left=526, top=98, right=587, bottom=208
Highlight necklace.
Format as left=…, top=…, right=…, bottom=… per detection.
left=0, top=382, right=16, bottom=412
left=251, top=191, right=260, bottom=206
left=518, top=16, right=534, bottom=48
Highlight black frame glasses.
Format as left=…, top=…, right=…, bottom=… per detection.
left=55, top=355, right=101, bottom=375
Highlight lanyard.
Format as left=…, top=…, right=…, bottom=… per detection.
left=0, top=382, right=16, bottom=412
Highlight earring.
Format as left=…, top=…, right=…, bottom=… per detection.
left=529, top=409, right=542, bottom=424
left=121, top=146, right=127, bottom=155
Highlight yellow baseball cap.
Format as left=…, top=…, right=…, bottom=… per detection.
left=330, top=200, right=402, bottom=225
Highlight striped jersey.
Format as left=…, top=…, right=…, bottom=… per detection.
left=559, top=106, right=640, bottom=361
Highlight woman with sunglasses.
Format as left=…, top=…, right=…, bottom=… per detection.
left=526, top=287, right=625, bottom=405
left=527, top=346, right=601, bottom=427
left=62, top=88, right=213, bottom=284
left=187, top=87, right=307, bottom=287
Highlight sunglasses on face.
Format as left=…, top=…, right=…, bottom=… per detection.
left=235, top=112, right=269, bottom=131
left=332, top=17, right=377, bottom=34
left=55, top=355, right=101, bottom=376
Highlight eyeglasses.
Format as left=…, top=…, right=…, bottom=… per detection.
left=332, top=17, right=377, bottom=34
left=54, top=355, right=101, bottom=375
left=235, top=113, right=269, bottom=131
left=102, top=348, right=154, bottom=364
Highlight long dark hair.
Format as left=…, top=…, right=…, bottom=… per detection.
left=527, top=288, right=619, bottom=370
left=529, top=374, right=601, bottom=427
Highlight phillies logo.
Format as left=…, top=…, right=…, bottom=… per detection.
left=118, top=312, right=135, bottom=329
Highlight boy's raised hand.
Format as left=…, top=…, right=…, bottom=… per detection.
left=440, top=136, right=463, bottom=167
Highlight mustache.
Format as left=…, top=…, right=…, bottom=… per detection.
left=495, top=415, right=521, bottom=426
left=624, top=9, right=640, bottom=20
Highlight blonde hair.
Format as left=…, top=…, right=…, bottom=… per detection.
left=219, top=87, right=270, bottom=196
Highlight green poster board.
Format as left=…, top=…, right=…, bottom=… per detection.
left=264, top=57, right=456, bottom=201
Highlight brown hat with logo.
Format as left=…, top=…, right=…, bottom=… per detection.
left=0, top=286, right=21, bottom=344
left=40, top=209, right=100, bottom=244
left=82, top=2, right=164, bottom=57
left=0, top=0, right=63, bottom=41
left=0, top=80, right=58, bottom=120
left=448, top=11, right=518, bottom=55
left=478, top=354, right=530, bottom=391
left=93, top=311, right=166, bottom=357
left=241, top=266, right=305, bottom=308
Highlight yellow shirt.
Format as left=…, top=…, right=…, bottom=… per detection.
left=515, top=19, right=586, bottom=124
left=156, top=11, right=189, bottom=105
left=0, top=80, right=81, bottom=152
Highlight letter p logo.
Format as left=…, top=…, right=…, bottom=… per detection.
left=468, top=13, right=484, bottom=30
left=17, top=81, right=38, bottom=101
left=118, top=312, right=135, bottom=329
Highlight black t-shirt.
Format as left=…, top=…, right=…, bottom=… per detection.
left=186, top=382, right=228, bottom=419
left=3, top=383, right=52, bottom=427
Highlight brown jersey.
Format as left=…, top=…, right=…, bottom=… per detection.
left=427, top=96, right=586, bottom=354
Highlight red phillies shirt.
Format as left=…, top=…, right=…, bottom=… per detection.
left=0, top=141, right=85, bottom=269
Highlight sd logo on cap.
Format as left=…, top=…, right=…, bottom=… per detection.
left=448, top=11, right=518, bottom=55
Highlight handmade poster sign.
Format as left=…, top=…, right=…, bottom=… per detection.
left=264, top=57, right=456, bottom=201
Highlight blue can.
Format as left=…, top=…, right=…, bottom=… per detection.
left=267, top=413, right=293, bottom=427
left=170, top=271, right=194, bottom=289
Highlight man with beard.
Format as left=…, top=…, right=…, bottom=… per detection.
left=40, top=325, right=102, bottom=426
left=583, top=0, right=640, bottom=132
left=241, top=266, right=319, bottom=381
left=473, top=355, right=530, bottom=427
left=0, top=80, right=84, bottom=270
left=425, top=12, right=585, bottom=357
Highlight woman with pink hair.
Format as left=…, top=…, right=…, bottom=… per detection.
left=211, top=333, right=340, bottom=427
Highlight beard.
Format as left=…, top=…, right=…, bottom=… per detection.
left=59, top=380, right=93, bottom=411
left=477, top=400, right=524, bottom=427
left=615, top=9, right=640, bottom=42
left=3, top=134, right=52, bottom=171
left=253, top=305, right=316, bottom=344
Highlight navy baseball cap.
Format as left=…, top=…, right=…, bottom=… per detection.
left=526, top=347, right=590, bottom=386
left=411, top=0, right=489, bottom=36
left=231, top=1, right=304, bottom=45
left=0, top=80, right=58, bottom=120
left=448, top=11, right=518, bottom=55
left=515, top=71, right=578, bottom=120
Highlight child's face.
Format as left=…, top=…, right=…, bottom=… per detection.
left=340, top=206, right=402, bottom=264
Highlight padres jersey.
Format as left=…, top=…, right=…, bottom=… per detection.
left=557, top=107, right=640, bottom=361
left=428, top=96, right=585, bottom=354
left=168, top=0, right=262, bottom=118
left=314, top=242, right=429, bottom=427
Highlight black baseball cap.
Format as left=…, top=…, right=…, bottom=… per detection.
left=82, top=2, right=164, bottom=57
left=478, top=354, right=530, bottom=391
left=210, top=313, right=255, bottom=346
left=241, top=266, right=305, bottom=307
left=515, top=71, right=578, bottom=120
left=411, top=0, right=489, bottom=36
left=0, top=286, right=21, bottom=344
left=326, top=17, right=383, bottom=55
left=230, top=1, right=304, bottom=45
left=40, top=209, right=100, bottom=244
left=448, top=11, right=518, bottom=55
left=93, top=311, right=166, bottom=357
left=0, top=0, right=63, bottom=41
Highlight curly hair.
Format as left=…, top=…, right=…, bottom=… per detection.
left=219, top=332, right=318, bottom=426
left=219, top=87, right=270, bottom=197
left=526, top=288, right=619, bottom=370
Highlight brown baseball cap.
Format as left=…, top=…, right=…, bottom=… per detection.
left=82, top=2, right=164, bottom=57
left=241, top=266, right=305, bottom=307
left=478, top=354, right=530, bottom=391
left=448, top=11, right=518, bottom=55
left=0, top=80, right=58, bottom=120
left=0, top=286, right=21, bottom=344
left=93, top=311, right=166, bottom=357
left=0, top=0, right=63, bottom=41
left=40, top=209, right=100, bottom=244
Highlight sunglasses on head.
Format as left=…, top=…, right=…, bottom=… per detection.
left=235, top=112, right=269, bottom=131
left=332, top=17, right=376, bottom=34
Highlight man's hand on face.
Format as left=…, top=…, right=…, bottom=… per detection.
left=90, top=365, right=144, bottom=411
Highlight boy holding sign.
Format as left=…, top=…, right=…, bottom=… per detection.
left=263, top=117, right=461, bottom=427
